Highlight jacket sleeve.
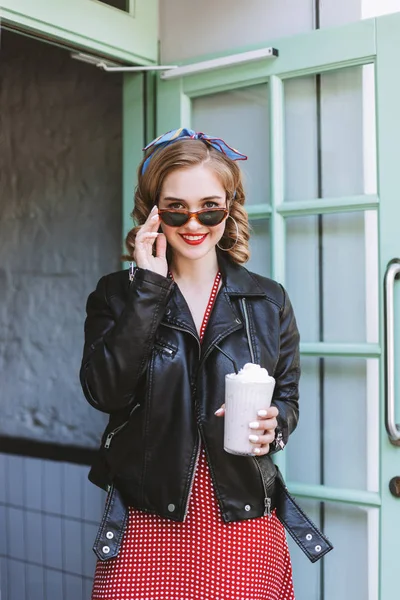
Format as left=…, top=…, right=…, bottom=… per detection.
left=270, top=286, right=300, bottom=452
left=79, top=268, right=175, bottom=414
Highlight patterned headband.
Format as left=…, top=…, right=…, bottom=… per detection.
left=141, top=127, right=247, bottom=174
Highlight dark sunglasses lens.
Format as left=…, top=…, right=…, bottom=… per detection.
left=198, top=210, right=226, bottom=226
left=160, top=212, right=189, bottom=226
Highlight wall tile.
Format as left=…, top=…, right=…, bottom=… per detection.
left=6, top=456, right=25, bottom=506
left=84, top=576, right=94, bottom=599
left=82, top=479, right=105, bottom=524
left=26, top=564, right=45, bottom=600
left=43, top=514, right=63, bottom=570
left=7, top=507, right=25, bottom=561
left=0, top=505, right=8, bottom=555
left=82, top=523, right=98, bottom=579
left=0, top=556, right=8, bottom=598
left=65, top=573, right=84, bottom=600
left=42, top=460, right=63, bottom=515
left=24, top=458, right=43, bottom=511
left=25, top=510, right=44, bottom=565
left=0, top=454, right=6, bottom=503
left=63, top=518, right=83, bottom=576
left=62, top=463, right=84, bottom=519
left=7, top=559, right=26, bottom=600
left=44, top=568, right=63, bottom=599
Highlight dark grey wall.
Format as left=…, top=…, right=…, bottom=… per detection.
left=0, top=31, right=123, bottom=447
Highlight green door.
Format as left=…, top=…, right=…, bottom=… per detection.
left=153, top=13, right=400, bottom=600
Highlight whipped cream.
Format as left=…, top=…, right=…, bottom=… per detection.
left=226, top=363, right=274, bottom=383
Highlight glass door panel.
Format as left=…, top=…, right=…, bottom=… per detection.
left=286, top=356, right=379, bottom=491
left=284, top=75, right=318, bottom=202
left=284, top=66, right=375, bottom=202
left=285, top=214, right=320, bottom=341
left=247, top=219, right=271, bottom=277
left=290, top=500, right=376, bottom=600
left=192, top=84, right=270, bottom=206
left=285, top=211, right=379, bottom=344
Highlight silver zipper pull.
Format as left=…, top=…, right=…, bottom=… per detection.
left=265, top=497, right=272, bottom=517
left=129, top=262, right=135, bottom=282
left=275, top=430, right=285, bottom=450
left=104, top=432, right=115, bottom=449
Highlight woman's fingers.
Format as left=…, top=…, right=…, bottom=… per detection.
left=148, top=212, right=160, bottom=231
left=248, top=406, right=279, bottom=455
left=137, top=217, right=159, bottom=238
left=249, top=417, right=277, bottom=433
left=258, top=406, right=279, bottom=419
left=249, top=406, right=278, bottom=432
left=249, top=431, right=275, bottom=445
left=137, top=232, right=159, bottom=242
left=156, top=233, right=167, bottom=259
left=252, top=444, right=270, bottom=456
left=215, top=404, right=276, bottom=455
left=133, top=232, right=159, bottom=269
left=134, top=232, right=158, bottom=257
left=133, top=207, right=168, bottom=277
left=137, top=206, right=160, bottom=236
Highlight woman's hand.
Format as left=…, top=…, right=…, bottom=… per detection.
left=215, top=405, right=279, bottom=456
left=133, top=206, right=168, bottom=277
left=248, top=406, right=279, bottom=456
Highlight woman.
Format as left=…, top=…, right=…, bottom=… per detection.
left=80, top=128, right=301, bottom=599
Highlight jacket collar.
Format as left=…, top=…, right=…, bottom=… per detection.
left=162, top=256, right=267, bottom=351
left=218, top=254, right=268, bottom=298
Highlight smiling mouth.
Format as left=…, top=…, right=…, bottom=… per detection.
left=180, top=234, right=209, bottom=245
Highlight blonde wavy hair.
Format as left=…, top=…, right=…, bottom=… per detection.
left=124, top=138, right=250, bottom=264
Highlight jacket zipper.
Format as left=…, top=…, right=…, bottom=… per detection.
left=162, top=325, right=217, bottom=520
left=163, top=323, right=201, bottom=360
left=240, top=298, right=255, bottom=363
left=104, top=403, right=140, bottom=449
left=182, top=378, right=202, bottom=521
left=154, top=342, right=174, bottom=356
left=252, top=457, right=272, bottom=517
left=159, top=322, right=202, bottom=520
left=183, top=439, right=201, bottom=521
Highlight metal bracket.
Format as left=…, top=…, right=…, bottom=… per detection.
left=160, top=47, right=279, bottom=80
left=70, top=52, right=177, bottom=72
left=71, top=46, right=279, bottom=78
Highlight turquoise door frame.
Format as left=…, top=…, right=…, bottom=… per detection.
left=149, top=14, right=400, bottom=598
left=0, top=0, right=158, bottom=64
left=122, top=72, right=156, bottom=245
left=375, top=15, right=400, bottom=599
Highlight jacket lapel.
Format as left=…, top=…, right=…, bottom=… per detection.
left=160, top=257, right=268, bottom=358
left=161, top=283, right=198, bottom=337
left=200, top=257, right=268, bottom=359
left=199, top=288, right=243, bottom=359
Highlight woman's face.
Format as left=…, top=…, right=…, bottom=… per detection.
left=158, top=164, right=227, bottom=262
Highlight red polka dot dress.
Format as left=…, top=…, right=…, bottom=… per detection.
left=92, top=272, right=295, bottom=600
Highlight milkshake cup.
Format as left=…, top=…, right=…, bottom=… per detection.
left=223, top=363, right=275, bottom=456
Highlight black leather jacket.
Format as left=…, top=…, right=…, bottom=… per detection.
left=80, top=256, right=300, bottom=524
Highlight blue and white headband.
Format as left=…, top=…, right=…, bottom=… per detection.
left=141, top=127, right=247, bottom=174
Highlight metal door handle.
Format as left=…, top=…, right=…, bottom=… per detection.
left=384, top=259, right=400, bottom=444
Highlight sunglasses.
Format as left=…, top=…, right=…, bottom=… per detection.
left=158, top=208, right=228, bottom=227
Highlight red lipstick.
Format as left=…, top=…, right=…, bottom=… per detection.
left=179, top=234, right=208, bottom=246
